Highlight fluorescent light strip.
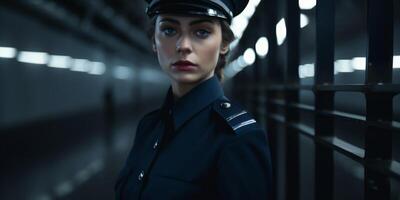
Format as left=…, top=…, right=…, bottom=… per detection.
left=335, top=59, right=354, bottom=73
left=352, top=57, right=366, bottom=70
left=88, top=62, right=106, bottom=75
left=2, top=48, right=110, bottom=75
left=17, top=51, right=49, bottom=65
left=298, top=63, right=315, bottom=78
left=350, top=55, right=400, bottom=69
left=71, top=59, right=90, bottom=72
left=0, top=47, right=17, bottom=58
left=298, top=55, right=400, bottom=79
left=48, top=55, right=71, bottom=69
left=113, top=66, right=133, bottom=80
left=393, top=55, right=400, bottom=69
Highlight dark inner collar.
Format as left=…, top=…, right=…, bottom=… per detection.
left=161, top=76, right=224, bottom=130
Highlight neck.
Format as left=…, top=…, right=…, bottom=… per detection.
left=171, top=74, right=214, bottom=99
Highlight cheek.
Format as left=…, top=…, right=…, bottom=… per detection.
left=155, top=38, right=174, bottom=67
left=199, top=41, right=221, bottom=67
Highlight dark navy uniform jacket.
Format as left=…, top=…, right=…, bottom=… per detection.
left=115, top=76, right=272, bottom=200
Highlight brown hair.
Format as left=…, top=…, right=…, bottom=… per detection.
left=147, top=17, right=235, bottom=81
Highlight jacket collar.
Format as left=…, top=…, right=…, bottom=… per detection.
left=161, top=75, right=224, bottom=131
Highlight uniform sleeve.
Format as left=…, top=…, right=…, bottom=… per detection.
left=216, top=129, right=273, bottom=200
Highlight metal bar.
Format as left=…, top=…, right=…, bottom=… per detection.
left=288, top=103, right=314, bottom=112
left=267, top=99, right=400, bottom=132
left=268, top=99, right=285, bottom=106
left=317, top=84, right=400, bottom=93
left=267, top=100, right=315, bottom=111
left=319, top=110, right=366, bottom=121
left=268, top=115, right=365, bottom=163
left=292, top=121, right=365, bottom=163
left=263, top=0, right=279, bottom=199
left=285, top=1, right=300, bottom=199
left=365, top=95, right=393, bottom=200
left=265, top=96, right=280, bottom=200
left=315, top=0, right=335, bottom=198
left=316, top=84, right=364, bottom=92
left=262, top=84, right=400, bottom=93
left=240, top=83, right=400, bottom=93
left=269, top=101, right=400, bottom=133
left=319, top=110, right=400, bottom=132
left=364, top=0, right=394, bottom=198
left=266, top=115, right=400, bottom=181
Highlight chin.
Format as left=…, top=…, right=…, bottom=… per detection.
left=170, top=73, right=207, bottom=84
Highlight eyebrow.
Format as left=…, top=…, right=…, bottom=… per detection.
left=159, top=18, right=215, bottom=26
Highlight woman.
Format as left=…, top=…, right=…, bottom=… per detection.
left=115, top=0, right=272, bottom=199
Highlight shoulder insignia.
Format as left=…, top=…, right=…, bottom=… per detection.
left=213, top=97, right=259, bottom=135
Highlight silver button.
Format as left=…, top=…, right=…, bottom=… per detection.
left=153, top=140, right=158, bottom=149
left=138, top=171, right=144, bottom=181
left=220, top=102, right=231, bottom=109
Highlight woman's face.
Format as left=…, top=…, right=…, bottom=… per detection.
left=153, top=14, right=228, bottom=84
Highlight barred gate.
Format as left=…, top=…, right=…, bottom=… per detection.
left=233, top=0, right=400, bottom=199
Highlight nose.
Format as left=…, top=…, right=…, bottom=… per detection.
left=176, top=34, right=192, bottom=55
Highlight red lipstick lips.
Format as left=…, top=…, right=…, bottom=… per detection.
left=172, top=60, right=198, bottom=71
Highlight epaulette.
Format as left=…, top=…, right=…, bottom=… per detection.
left=212, top=97, right=259, bottom=135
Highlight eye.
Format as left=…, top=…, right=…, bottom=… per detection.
left=161, top=27, right=176, bottom=36
left=195, top=29, right=211, bottom=39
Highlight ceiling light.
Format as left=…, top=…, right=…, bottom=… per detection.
left=0, top=47, right=17, bottom=58
left=230, top=17, right=249, bottom=38
left=393, top=55, right=400, bottom=69
left=243, top=48, right=256, bottom=65
left=48, top=55, right=71, bottom=69
left=299, top=0, right=317, bottom=10
left=299, top=63, right=315, bottom=78
left=351, top=57, right=366, bottom=70
left=71, top=59, right=90, bottom=72
left=276, top=18, right=287, bottom=46
left=255, top=37, right=269, bottom=57
left=17, top=51, right=49, bottom=65
left=113, top=66, right=133, bottom=80
left=300, top=14, right=309, bottom=28
left=88, top=62, right=106, bottom=75
left=335, top=59, right=354, bottom=73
